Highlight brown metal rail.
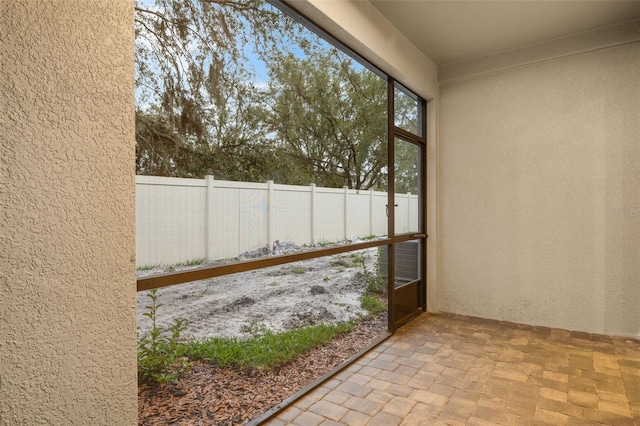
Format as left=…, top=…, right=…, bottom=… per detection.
left=137, top=238, right=391, bottom=292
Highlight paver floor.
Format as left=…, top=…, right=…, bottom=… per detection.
left=265, top=313, right=640, bottom=425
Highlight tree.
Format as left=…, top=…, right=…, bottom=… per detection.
left=265, top=49, right=388, bottom=190
left=134, top=0, right=289, bottom=178
left=393, top=88, right=421, bottom=194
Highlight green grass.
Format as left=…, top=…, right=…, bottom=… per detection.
left=137, top=264, right=160, bottom=271
left=137, top=258, right=206, bottom=271
left=182, top=322, right=354, bottom=371
left=360, top=294, right=386, bottom=315
left=290, top=266, right=306, bottom=274
left=178, top=258, right=206, bottom=267
left=330, top=254, right=361, bottom=268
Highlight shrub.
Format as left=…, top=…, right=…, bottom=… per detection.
left=360, top=294, right=386, bottom=315
left=356, top=253, right=387, bottom=296
left=137, top=289, right=190, bottom=384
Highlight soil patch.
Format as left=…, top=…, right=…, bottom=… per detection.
left=137, top=244, right=387, bottom=424
left=138, top=314, right=387, bottom=425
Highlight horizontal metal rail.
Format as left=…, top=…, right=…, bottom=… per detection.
left=137, top=238, right=391, bottom=292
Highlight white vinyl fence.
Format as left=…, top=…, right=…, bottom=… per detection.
left=136, top=175, right=419, bottom=266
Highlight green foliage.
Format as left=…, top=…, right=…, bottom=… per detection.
left=266, top=49, right=387, bottom=190
left=290, top=266, right=306, bottom=274
left=360, top=294, right=386, bottom=315
left=356, top=254, right=387, bottom=296
left=178, top=258, right=206, bottom=267
left=137, top=289, right=191, bottom=384
left=134, top=0, right=420, bottom=189
left=134, top=0, right=297, bottom=180
left=137, top=264, right=160, bottom=271
left=330, top=253, right=361, bottom=268
left=183, top=322, right=354, bottom=371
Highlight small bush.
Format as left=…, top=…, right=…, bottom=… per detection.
left=137, top=289, right=190, bottom=384
left=360, top=294, right=386, bottom=315
left=355, top=254, right=387, bottom=296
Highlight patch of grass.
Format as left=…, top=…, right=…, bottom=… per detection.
left=317, top=240, right=333, bottom=247
left=182, top=322, right=355, bottom=371
left=178, top=258, right=206, bottom=267
left=360, top=294, right=386, bottom=315
left=290, top=266, right=306, bottom=274
left=361, top=234, right=378, bottom=241
left=323, top=276, right=330, bottom=282
left=137, top=264, right=160, bottom=271
left=137, top=258, right=206, bottom=271
left=330, top=254, right=361, bottom=268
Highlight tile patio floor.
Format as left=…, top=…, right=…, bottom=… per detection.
left=266, top=313, right=640, bottom=425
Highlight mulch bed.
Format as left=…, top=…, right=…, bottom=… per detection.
left=138, top=314, right=388, bottom=425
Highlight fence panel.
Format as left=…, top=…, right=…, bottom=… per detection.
left=271, top=184, right=313, bottom=248
left=313, top=188, right=346, bottom=244
left=237, top=185, right=268, bottom=256
left=136, top=176, right=418, bottom=266
left=136, top=176, right=207, bottom=266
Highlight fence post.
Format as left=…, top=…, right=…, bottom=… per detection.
left=369, top=188, right=374, bottom=237
left=205, top=175, right=215, bottom=260
left=344, top=186, right=348, bottom=240
left=266, top=180, right=274, bottom=250
left=310, top=183, right=316, bottom=245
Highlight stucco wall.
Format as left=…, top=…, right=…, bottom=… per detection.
left=438, top=25, right=640, bottom=337
left=1, top=1, right=137, bottom=424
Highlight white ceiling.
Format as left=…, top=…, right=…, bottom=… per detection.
left=369, top=1, right=640, bottom=65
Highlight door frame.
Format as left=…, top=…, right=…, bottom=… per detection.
left=387, top=78, right=427, bottom=332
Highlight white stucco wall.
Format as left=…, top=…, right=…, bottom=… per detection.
left=1, top=1, right=137, bottom=424
left=438, top=23, right=640, bottom=337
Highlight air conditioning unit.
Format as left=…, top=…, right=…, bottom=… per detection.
left=379, top=240, right=420, bottom=287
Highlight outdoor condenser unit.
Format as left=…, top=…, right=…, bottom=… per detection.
left=379, top=240, right=420, bottom=286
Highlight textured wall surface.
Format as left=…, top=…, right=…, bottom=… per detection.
left=438, top=33, right=640, bottom=337
left=1, top=1, right=137, bottom=424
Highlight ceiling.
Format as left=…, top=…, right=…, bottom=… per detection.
left=369, top=1, right=640, bottom=65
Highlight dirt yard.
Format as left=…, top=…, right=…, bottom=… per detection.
left=137, top=244, right=389, bottom=425
left=137, top=244, right=382, bottom=341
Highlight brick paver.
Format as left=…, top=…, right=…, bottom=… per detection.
left=266, top=313, right=640, bottom=425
